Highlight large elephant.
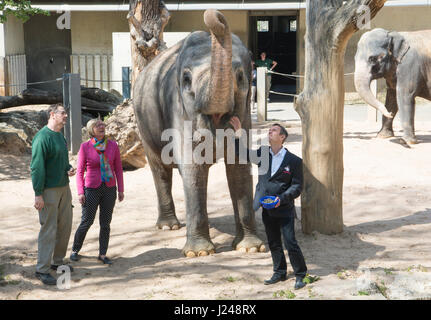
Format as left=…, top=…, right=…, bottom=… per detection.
left=354, top=28, right=431, bottom=144
left=133, top=10, right=264, bottom=257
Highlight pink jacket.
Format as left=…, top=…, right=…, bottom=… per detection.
left=76, top=139, right=124, bottom=195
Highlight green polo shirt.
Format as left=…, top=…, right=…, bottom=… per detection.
left=255, top=58, right=273, bottom=70
left=30, top=126, right=71, bottom=196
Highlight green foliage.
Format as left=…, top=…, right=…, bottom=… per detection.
left=0, top=0, right=50, bottom=23
left=337, top=270, right=347, bottom=280
left=0, top=264, right=20, bottom=286
left=226, top=276, right=236, bottom=282
left=357, top=290, right=370, bottom=296
left=273, top=290, right=296, bottom=299
left=303, top=274, right=320, bottom=284
left=103, top=112, right=113, bottom=122
left=384, top=268, right=394, bottom=275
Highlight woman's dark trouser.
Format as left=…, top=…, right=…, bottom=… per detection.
left=262, top=210, right=307, bottom=278
left=72, top=183, right=117, bottom=256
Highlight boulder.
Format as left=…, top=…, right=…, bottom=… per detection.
left=0, top=122, right=31, bottom=155
left=104, top=100, right=147, bottom=169
left=0, top=108, right=48, bottom=155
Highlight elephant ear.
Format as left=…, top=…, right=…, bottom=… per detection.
left=388, top=31, right=410, bottom=64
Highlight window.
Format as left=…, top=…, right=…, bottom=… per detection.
left=257, top=20, right=269, bottom=32
left=289, top=20, right=297, bottom=32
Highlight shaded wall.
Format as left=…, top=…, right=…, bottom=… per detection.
left=24, top=13, right=72, bottom=91
left=165, top=10, right=249, bottom=47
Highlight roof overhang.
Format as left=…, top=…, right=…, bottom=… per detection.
left=32, top=1, right=430, bottom=12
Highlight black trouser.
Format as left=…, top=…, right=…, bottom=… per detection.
left=72, top=183, right=117, bottom=256
left=262, top=210, right=307, bottom=278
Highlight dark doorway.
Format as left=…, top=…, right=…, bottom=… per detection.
left=249, top=15, right=297, bottom=102
left=24, top=13, right=72, bottom=92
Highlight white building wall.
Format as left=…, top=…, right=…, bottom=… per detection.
left=111, top=32, right=189, bottom=95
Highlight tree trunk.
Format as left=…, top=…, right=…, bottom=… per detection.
left=294, top=0, right=386, bottom=234
left=128, top=0, right=170, bottom=89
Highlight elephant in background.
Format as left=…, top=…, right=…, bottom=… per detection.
left=133, top=10, right=264, bottom=257
left=354, top=28, right=431, bottom=144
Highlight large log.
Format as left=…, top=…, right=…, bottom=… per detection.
left=0, top=88, right=117, bottom=113
left=81, top=87, right=123, bottom=105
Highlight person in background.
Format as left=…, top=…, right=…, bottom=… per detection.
left=70, top=118, right=124, bottom=265
left=255, top=52, right=278, bottom=102
left=31, top=103, right=76, bottom=285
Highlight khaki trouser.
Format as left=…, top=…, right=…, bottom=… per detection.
left=266, top=74, right=272, bottom=100
left=36, top=185, right=73, bottom=274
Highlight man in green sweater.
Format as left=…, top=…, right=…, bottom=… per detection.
left=31, top=103, right=76, bottom=285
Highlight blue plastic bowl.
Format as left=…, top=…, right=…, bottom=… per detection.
left=260, top=196, right=279, bottom=209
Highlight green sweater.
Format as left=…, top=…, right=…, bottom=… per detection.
left=30, top=126, right=71, bottom=196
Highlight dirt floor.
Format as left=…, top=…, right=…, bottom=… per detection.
left=0, top=115, right=431, bottom=300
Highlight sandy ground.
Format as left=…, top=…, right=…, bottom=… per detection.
left=1, top=113, right=431, bottom=300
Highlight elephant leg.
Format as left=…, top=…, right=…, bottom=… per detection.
left=225, top=162, right=265, bottom=253
left=377, top=87, right=398, bottom=139
left=147, top=157, right=180, bottom=230
left=180, top=164, right=215, bottom=257
left=397, top=90, right=418, bottom=144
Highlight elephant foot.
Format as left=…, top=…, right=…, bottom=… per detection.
left=232, top=234, right=266, bottom=253
left=403, top=136, right=419, bottom=145
left=376, top=129, right=394, bottom=139
left=182, top=237, right=216, bottom=258
left=156, top=216, right=181, bottom=230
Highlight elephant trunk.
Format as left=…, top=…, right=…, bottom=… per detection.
left=354, top=64, right=393, bottom=118
left=204, top=9, right=234, bottom=125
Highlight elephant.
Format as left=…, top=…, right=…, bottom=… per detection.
left=133, top=10, right=265, bottom=257
left=354, top=28, right=431, bottom=144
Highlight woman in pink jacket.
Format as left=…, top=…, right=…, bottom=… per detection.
left=70, top=118, right=124, bottom=265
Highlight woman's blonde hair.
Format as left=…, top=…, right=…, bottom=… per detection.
left=86, top=118, right=104, bottom=138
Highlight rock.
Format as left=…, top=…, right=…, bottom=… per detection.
left=104, top=100, right=147, bottom=169
left=0, top=108, right=48, bottom=155
left=386, top=272, right=431, bottom=300
left=0, top=123, right=30, bottom=155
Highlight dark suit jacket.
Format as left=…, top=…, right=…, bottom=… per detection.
left=235, top=139, right=303, bottom=217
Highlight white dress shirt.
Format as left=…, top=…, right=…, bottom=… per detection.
left=270, top=147, right=286, bottom=177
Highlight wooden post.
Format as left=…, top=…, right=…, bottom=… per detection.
left=367, top=79, right=378, bottom=123
left=0, top=57, right=8, bottom=96
left=256, top=67, right=267, bottom=122
left=63, top=73, right=82, bottom=155
left=122, top=66, right=131, bottom=99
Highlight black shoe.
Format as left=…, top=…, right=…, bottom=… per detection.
left=51, top=264, right=74, bottom=272
left=70, top=252, right=80, bottom=261
left=294, top=277, right=306, bottom=290
left=35, top=272, right=57, bottom=285
left=264, top=273, right=287, bottom=285
left=98, top=256, right=113, bottom=265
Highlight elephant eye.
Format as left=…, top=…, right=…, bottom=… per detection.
left=236, top=70, right=244, bottom=83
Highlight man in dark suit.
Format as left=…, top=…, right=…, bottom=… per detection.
left=229, top=117, right=307, bottom=290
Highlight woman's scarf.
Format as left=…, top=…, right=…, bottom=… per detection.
left=91, top=137, right=113, bottom=182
